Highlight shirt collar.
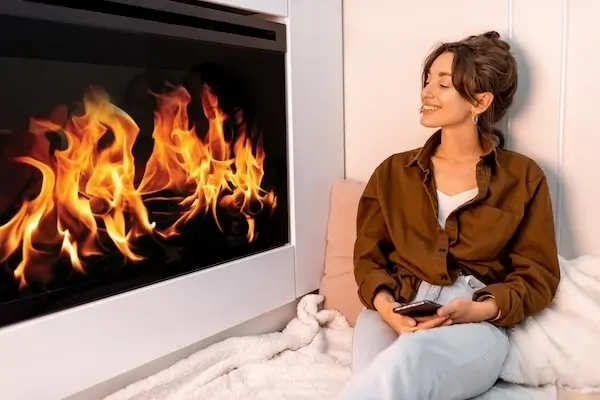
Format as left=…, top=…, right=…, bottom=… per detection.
left=406, top=129, right=499, bottom=171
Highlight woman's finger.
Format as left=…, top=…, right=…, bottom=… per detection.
left=417, top=316, right=449, bottom=330
left=414, top=315, right=440, bottom=323
left=397, top=325, right=418, bottom=334
left=437, top=305, right=454, bottom=317
left=397, top=315, right=416, bottom=327
left=437, top=299, right=464, bottom=317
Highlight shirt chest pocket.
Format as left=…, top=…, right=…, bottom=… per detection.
left=457, top=205, right=522, bottom=259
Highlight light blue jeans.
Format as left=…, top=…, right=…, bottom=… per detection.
left=337, top=275, right=509, bottom=400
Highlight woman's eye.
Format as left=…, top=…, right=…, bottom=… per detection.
left=440, top=84, right=449, bottom=88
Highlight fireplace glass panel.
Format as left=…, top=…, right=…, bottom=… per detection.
left=0, top=11, right=289, bottom=328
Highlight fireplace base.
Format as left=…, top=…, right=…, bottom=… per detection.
left=0, top=245, right=295, bottom=399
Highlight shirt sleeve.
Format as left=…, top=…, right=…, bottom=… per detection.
left=354, top=164, right=402, bottom=309
left=473, top=173, right=560, bottom=327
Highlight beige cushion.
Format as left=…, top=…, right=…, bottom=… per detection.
left=319, top=179, right=366, bottom=326
left=557, top=388, right=600, bottom=399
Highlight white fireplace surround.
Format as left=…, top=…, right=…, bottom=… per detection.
left=0, top=1, right=345, bottom=399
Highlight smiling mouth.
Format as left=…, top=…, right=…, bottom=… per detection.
left=420, top=105, right=440, bottom=113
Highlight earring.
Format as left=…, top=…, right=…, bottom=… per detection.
left=471, top=111, right=479, bottom=125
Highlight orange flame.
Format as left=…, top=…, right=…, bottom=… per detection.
left=0, top=83, right=276, bottom=288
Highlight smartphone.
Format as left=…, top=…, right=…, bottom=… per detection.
left=393, top=300, right=442, bottom=318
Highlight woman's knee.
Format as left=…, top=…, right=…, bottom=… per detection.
left=355, top=308, right=378, bottom=323
left=375, top=331, right=431, bottom=373
left=354, top=309, right=396, bottom=338
left=352, top=309, right=398, bottom=373
left=373, top=325, right=509, bottom=399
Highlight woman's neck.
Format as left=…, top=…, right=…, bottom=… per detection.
left=436, top=124, right=483, bottom=162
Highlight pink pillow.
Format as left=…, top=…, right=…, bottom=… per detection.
left=319, top=179, right=366, bottom=326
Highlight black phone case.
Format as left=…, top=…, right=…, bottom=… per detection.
left=393, top=301, right=442, bottom=317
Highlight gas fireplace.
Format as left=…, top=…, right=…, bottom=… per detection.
left=0, top=0, right=289, bottom=328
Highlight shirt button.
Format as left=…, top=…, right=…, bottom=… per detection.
left=440, top=274, right=449, bottom=281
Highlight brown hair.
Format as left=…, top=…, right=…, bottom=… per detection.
left=422, top=31, right=518, bottom=148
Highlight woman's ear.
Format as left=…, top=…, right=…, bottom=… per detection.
left=474, top=92, right=494, bottom=114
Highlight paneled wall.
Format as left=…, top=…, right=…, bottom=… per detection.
left=343, top=0, right=598, bottom=258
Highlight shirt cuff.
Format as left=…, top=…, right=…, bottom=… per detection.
left=357, top=270, right=400, bottom=309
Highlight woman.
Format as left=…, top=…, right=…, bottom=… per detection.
left=337, top=31, right=560, bottom=400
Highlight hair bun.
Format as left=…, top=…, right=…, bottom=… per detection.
left=483, top=31, right=501, bottom=40
left=482, top=31, right=511, bottom=51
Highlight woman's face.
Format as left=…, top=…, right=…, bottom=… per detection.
left=420, top=52, right=474, bottom=129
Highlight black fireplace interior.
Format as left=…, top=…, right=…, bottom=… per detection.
left=0, top=0, right=289, bottom=328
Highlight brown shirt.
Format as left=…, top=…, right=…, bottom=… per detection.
left=354, top=130, right=560, bottom=327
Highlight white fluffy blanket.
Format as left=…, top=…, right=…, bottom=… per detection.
left=502, top=255, right=600, bottom=389
left=104, top=294, right=354, bottom=400
left=105, top=256, right=600, bottom=400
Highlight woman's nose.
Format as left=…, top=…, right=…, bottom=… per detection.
left=421, top=83, right=434, bottom=99
left=421, top=88, right=434, bottom=100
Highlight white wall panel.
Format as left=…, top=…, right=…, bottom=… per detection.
left=289, top=0, right=345, bottom=295
left=560, top=0, right=600, bottom=257
left=509, top=0, right=564, bottom=221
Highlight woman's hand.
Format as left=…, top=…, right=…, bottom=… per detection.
left=437, top=297, right=499, bottom=324
left=373, top=290, right=450, bottom=334
left=379, top=305, right=418, bottom=334
left=414, top=314, right=453, bottom=330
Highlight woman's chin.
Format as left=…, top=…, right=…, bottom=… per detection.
left=419, top=117, right=441, bottom=128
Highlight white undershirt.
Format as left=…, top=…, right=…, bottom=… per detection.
left=437, top=188, right=478, bottom=228
left=436, top=188, right=500, bottom=319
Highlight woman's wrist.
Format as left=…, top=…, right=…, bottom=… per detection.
left=476, top=298, right=500, bottom=321
left=373, top=288, right=396, bottom=314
